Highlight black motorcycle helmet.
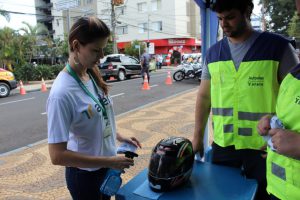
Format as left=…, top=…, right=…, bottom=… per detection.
left=148, top=137, right=194, bottom=192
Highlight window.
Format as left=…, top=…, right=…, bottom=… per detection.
left=152, top=21, right=162, bottom=31
left=137, top=2, right=147, bottom=12
left=86, top=0, right=93, bottom=4
left=129, top=57, right=139, bottom=64
left=116, top=26, right=128, bottom=35
left=116, top=6, right=125, bottom=15
left=151, top=0, right=161, bottom=11
left=138, top=23, right=147, bottom=33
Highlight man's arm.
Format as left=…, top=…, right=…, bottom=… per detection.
left=192, top=79, right=211, bottom=156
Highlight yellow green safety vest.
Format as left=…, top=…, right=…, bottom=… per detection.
left=267, top=65, right=300, bottom=200
left=206, top=32, right=289, bottom=149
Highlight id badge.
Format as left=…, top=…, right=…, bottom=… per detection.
left=103, top=119, right=112, bottom=138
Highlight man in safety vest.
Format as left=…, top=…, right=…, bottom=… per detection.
left=192, top=0, right=299, bottom=199
left=257, top=2, right=300, bottom=200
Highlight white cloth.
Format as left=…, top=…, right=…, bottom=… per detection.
left=47, top=71, right=117, bottom=171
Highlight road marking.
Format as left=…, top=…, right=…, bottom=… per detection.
left=0, top=97, right=35, bottom=106
left=41, top=112, right=47, bottom=115
left=111, top=93, right=124, bottom=98
left=150, top=84, right=158, bottom=88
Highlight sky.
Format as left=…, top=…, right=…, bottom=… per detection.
left=0, top=0, right=36, bottom=30
left=0, top=0, right=262, bottom=30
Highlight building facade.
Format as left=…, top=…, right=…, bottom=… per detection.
left=36, top=0, right=201, bottom=63
left=115, top=0, right=201, bottom=57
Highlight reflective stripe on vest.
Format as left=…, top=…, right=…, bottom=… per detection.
left=208, top=59, right=279, bottom=149
left=267, top=71, right=300, bottom=200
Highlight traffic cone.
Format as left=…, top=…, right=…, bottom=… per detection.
left=41, top=78, right=47, bottom=92
left=165, top=71, right=173, bottom=85
left=19, top=80, right=26, bottom=95
left=109, top=76, right=115, bottom=81
left=141, top=73, right=150, bottom=90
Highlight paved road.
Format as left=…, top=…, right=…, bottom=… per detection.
left=0, top=70, right=199, bottom=154
left=0, top=88, right=199, bottom=200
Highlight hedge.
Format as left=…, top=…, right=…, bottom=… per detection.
left=14, top=64, right=64, bottom=82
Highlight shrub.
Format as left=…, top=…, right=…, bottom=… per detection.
left=14, top=63, right=64, bottom=81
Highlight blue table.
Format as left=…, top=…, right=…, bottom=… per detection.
left=116, top=161, right=258, bottom=200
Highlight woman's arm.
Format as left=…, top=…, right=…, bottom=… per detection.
left=48, top=142, right=133, bottom=170
left=116, top=133, right=142, bottom=148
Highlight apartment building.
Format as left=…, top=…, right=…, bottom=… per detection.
left=36, top=0, right=201, bottom=56
left=115, top=0, right=201, bottom=55
left=35, top=0, right=55, bottom=37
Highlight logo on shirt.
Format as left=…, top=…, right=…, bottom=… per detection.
left=295, top=96, right=300, bottom=105
left=248, top=76, right=264, bottom=87
left=82, top=104, right=94, bottom=119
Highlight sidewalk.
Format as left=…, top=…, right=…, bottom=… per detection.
left=0, top=82, right=198, bottom=199
left=11, top=66, right=177, bottom=95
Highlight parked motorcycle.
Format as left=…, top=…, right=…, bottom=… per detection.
left=173, top=62, right=202, bottom=81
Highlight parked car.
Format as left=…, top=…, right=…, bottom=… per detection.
left=98, top=54, right=142, bottom=81
left=0, top=68, right=17, bottom=98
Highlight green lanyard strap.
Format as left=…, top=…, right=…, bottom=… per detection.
left=66, top=63, right=108, bottom=119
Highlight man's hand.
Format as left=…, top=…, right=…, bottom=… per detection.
left=192, top=137, right=204, bottom=158
left=257, top=115, right=272, bottom=136
left=270, top=129, right=300, bottom=159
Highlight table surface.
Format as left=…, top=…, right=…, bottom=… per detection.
left=116, top=161, right=258, bottom=200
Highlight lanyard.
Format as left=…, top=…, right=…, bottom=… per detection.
left=66, top=63, right=108, bottom=119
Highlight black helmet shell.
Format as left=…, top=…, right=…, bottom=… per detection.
left=148, top=137, right=194, bottom=192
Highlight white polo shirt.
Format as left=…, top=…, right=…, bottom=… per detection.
left=47, top=71, right=117, bottom=171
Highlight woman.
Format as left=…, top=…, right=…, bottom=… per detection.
left=47, top=17, right=141, bottom=200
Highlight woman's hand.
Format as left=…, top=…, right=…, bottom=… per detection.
left=257, top=115, right=272, bottom=136
left=108, top=156, right=134, bottom=172
left=117, top=133, right=142, bottom=148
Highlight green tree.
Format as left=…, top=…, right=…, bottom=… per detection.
left=0, top=27, right=17, bottom=68
left=19, top=22, right=49, bottom=62
left=287, top=13, right=300, bottom=40
left=124, top=40, right=146, bottom=59
left=261, top=0, right=296, bottom=35
left=0, top=9, right=10, bottom=21
left=104, top=40, right=113, bottom=56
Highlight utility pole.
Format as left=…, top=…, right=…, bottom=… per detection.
left=147, top=0, right=150, bottom=53
left=111, top=0, right=118, bottom=54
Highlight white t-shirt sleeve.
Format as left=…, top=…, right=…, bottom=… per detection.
left=47, top=97, right=72, bottom=144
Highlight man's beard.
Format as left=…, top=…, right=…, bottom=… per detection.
left=224, top=19, right=248, bottom=38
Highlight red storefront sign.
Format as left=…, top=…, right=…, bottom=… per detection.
left=117, top=38, right=201, bottom=54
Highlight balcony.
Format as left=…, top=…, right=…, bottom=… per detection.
left=36, top=3, right=53, bottom=11
left=37, top=16, right=54, bottom=23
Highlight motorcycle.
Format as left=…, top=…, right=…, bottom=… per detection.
left=173, top=62, right=202, bottom=81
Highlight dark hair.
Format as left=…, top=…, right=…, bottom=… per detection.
left=211, top=0, right=254, bottom=16
left=69, top=17, right=110, bottom=95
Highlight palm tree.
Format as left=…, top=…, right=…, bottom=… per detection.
left=19, top=22, right=49, bottom=62
left=0, top=9, right=10, bottom=22
left=0, top=27, right=16, bottom=68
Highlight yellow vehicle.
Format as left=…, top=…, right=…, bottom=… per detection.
left=0, top=68, right=17, bottom=97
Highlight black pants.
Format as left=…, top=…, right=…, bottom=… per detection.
left=212, top=143, right=270, bottom=200
left=65, top=167, right=110, bottom=200
left=141, top=66, right=150, bottom=83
